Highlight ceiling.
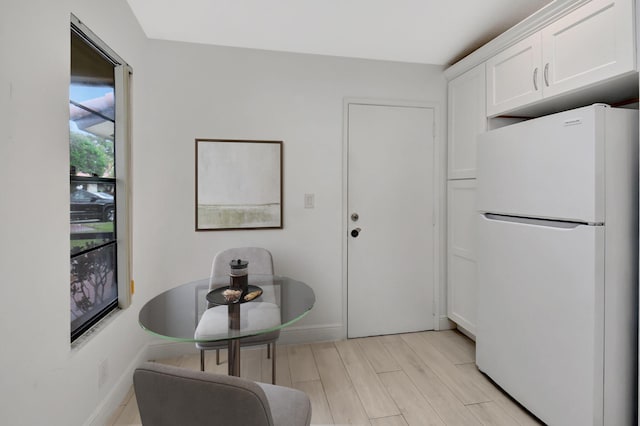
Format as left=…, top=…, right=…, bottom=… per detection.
left=126, top=0, right=554, bottom=66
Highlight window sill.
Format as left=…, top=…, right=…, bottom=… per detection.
left=71, top=307, right=123, bottom=352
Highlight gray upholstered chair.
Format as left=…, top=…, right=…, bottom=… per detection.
left=133, top=362, right=311, bottom=426
left=196, top=247, right=280, bottom=383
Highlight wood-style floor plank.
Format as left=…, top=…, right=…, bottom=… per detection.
left=335, top=339, right=400, bottom=419
left=262, top=344, right=292, bottom=386
left=381, top=334, right=481, bottom=426
left=178, top=352, right=204, bottom=371
left=370, top=415, right=409, bottom=426
left=311, top=342, right=371, bottom=425
left=292, top=379, right=335, bottom=425
left=110, top=387, right=141, bottom=425
left=154, top=355, right=182, bottom=366
left=202, top=349, right=229, bottom=375
left=378, top=370, right=445, bottom=426
left=467, top=401, right=522, bottom=426
left=112, top=332, right=541, bottom=426
left=401, top=332, right=490, bottom=405
left=239, top=346, right=263, bottom=382
left=288, top=344, right=320, bottom=383
left=356, top=336, right=402, bottom=373
left=455, top=363, right=543, bottom=426
left=422, top=330, right=475, bottom=364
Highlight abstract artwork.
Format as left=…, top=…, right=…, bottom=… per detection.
left=196, top=139, right=282, bottom=230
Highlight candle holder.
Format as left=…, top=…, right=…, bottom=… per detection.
left=229, top=259, right=248, bottom=293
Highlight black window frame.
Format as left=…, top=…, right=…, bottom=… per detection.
left=69, top=15, right=132, bottom=343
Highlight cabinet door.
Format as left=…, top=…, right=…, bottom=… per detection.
left=486, top=33, right=542, bottom=116
left=447, top=180, right=477, bottom=335
left=541, top=0, right=635, bottom=98
left=448, top=64, right=487, bottom=179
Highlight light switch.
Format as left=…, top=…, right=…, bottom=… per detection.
left=304, top=193, right=315, bottom=209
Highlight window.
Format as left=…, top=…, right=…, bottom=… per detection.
left=69, top=15, right=131, bottom=342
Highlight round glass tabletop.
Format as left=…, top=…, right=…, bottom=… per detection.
left=138, top=275, right=315, bottom=343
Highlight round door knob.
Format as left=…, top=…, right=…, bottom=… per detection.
left=351, top=228, right=361, bottom=238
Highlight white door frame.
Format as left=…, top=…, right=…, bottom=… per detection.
left=341, top=98, right=445, bottom=338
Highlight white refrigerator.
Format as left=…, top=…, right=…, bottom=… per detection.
left=476, top=104, right=638, bottom=425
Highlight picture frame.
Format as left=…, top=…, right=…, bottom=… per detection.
left=195, top=139, right=283, bottom=231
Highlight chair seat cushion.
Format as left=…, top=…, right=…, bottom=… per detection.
left=258, top=382, right=312, bottom=426
left=195, top=329, right=280, bottom=350
left=194, top=302, right=281, bottom=342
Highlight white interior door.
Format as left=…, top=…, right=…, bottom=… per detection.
left=347, top=102, right=435, bottom=338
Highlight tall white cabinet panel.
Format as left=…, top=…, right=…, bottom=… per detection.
left=447, top=180, right=477, bottom=335
left=541, top=0, right=635, bottom=98
left=447, top=63, right=486, bottom=335
left=448, top=63, right=487, bottom=179
left=486, top=34, right=542, bottom=117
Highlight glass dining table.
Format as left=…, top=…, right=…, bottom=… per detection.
left=138, top=274, right=315, bottom=377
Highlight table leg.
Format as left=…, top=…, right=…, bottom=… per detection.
left=228, top=339, right=241, bottom=377
left=227, top=302, right=241, bottom=376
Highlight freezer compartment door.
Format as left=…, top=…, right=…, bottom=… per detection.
left=477, top=105, right=603, bottom=223
left=476, top=213, right=604, bottom=425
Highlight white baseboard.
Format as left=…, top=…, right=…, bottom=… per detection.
left=84, top=343, right=150, bottom=426
left=279, top=323, right=344, bottom=344
left=438, top=315, right=456, bottom=331
left=455, top=323, right=476, bottom=342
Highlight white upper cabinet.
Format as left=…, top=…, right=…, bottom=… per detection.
left=448, top=63, right=487, bottom=179
left=541, top=0, right=635, bottom=98
left=486, top=34, right=542, bottom=117
left=487, top=0, right=635, bottom=117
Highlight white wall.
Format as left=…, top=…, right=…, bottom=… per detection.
left=135, top=39, right=448, bottom=339
left=0, top=1, right=446, bottom=424
left=1, top=1, right=150, bottom=425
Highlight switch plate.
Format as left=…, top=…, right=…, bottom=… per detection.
left=304, top=193, right=314, bottom=209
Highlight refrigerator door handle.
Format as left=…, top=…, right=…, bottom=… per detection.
left=483, top=213, right=593, bottom=229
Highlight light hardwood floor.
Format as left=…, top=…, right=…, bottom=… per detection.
left=108, top=330, right=542, bottom=425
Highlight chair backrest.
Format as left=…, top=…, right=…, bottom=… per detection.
left=211, top=247, right=274, bottom=279
left=134, top=362, right=274, bottom=426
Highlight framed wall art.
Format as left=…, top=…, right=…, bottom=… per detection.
left=196, top=139, right=283, bottom=231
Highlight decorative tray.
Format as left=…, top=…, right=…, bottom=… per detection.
left=206, top=285, right=263, bottom=305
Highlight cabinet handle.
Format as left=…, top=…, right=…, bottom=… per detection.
left=544, top=63, right=550, bottom=87
left=533, top=68, right=538, bottom=90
